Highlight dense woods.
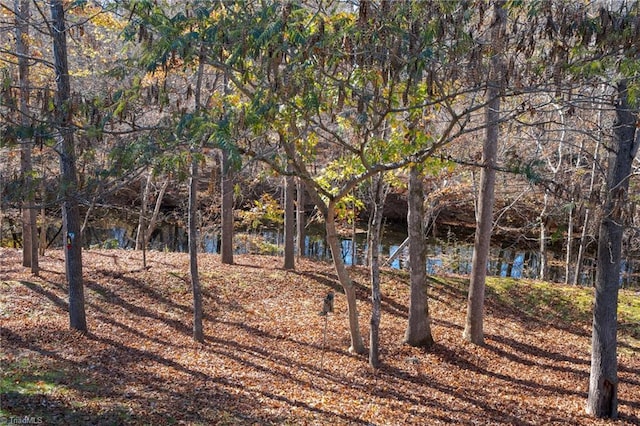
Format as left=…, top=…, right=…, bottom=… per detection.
left=1, top=0, right=638, bottom=422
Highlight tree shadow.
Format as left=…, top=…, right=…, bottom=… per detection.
left=84, top=279, right=193, bottom=337
left=368, top=346, right=541, bottom=425
left=0, top=328, right=279, bottom=425
left=484, top=333, right=590, bottom=378
left=17, top=280, right=68, bottom=311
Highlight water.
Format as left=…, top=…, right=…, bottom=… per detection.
left=82, top=224, right=632, bottom=286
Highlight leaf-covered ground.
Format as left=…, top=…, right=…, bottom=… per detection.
left=1, top=248, right=639, bottom=425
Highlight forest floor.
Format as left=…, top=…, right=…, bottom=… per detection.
left=1, top=248, right=639, bottom=425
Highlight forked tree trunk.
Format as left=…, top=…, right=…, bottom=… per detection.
left=51, top=0, right=86, bottom=332
left=404, top=165, right=434, bottom=348
left=587, top=80, right=639, bottom=419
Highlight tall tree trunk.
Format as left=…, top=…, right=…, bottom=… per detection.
left=463, top=1, right=505, bottom=345
left=296, top=178, right=306, bottom=258
left=404, top=165, right=434, bottom=348
left=220, top=149, right=234, bottom=264
left=587, top=80, right=639, bottom=418
left=188, top=153, right=204, bottom=342
left=368, top=173, right=387, bottom=368
left=16, top=0, right=38, bottom=274
left=283, top=172, right=295, bottom=270
left=51, top=0, right=86, bottom=332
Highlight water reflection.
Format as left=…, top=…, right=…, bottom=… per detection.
left=83, top=225, right=627, bottom=287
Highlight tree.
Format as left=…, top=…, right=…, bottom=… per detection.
left=188, top=147, right=204, bottom=342
left=220, top=147, right=235, bottom=265
left=50, top=0, right=86, bottom=332
left=223, top=0, right=483, bottom=354
left=463, top=0, right=506, bottom=345
left=532, top=1, right=640, bottom=416
left=283, top=167, right=295, bottom=270
left=587, top=80, right=639, bottom=418
left=186, top=42, right=208, bottom=343
left=15, top=0, right=38, bottom=274
left=296, top=177, right=306, bottom=258
left=404, top=164, right=434, bottom=348
left=367, top=171, right=388, bottom=367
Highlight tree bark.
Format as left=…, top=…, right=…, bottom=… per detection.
left=404, top=165, right=434, bottom=348
left=51, top=0, right=86, bottom=332
left=586, top=80, right=639, bottom=418
left=326, top=201, right=366, bottom=355
left=188, top=153, right=204, bottom=342
left=296, top=178, right=306, bottom=258
left=368, top=173, right=387, bottom=368
left=16, top=0, right=38, bottom=274
left=220, top=149, right=234, bottom=264
left=463, top=1, right=505, bottom=345
left=283, top=172, right=295, bottom=270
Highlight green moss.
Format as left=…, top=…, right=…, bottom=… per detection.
left=618, top=291, right=640, bottom=341
left=483, top=276, right=639, bottom=348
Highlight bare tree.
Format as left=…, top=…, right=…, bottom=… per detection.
left=404, top=165, right=434, bottom=348
left=463, top=1, right=506, bottom=345
left=587, top=80, right=639, bottom=418
left=51, top=0, right=86, bottom=332
left=15, top=0, right=38, bottom=274
left=368, top=172, right=388, bottom=367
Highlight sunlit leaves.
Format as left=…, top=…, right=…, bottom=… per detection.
left=316, top=155, right=366, bottom=197
left=238, top=193, right=284, bottom=230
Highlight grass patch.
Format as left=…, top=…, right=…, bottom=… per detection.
left=0, top=352, right=129, bottom=424
left=487, top=277, right=592, bottom=324
left=0, top=357, right=63, bottom=397
left=486, top=277, right=640, bottom=348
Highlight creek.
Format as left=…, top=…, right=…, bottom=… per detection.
left=81, top=222, right=627, bottom=287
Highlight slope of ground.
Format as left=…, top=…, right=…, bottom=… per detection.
left=1, top=248, right=638, bottom=425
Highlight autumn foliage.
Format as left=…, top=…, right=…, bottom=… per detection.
left=1, top=248, right=639, bottom=425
